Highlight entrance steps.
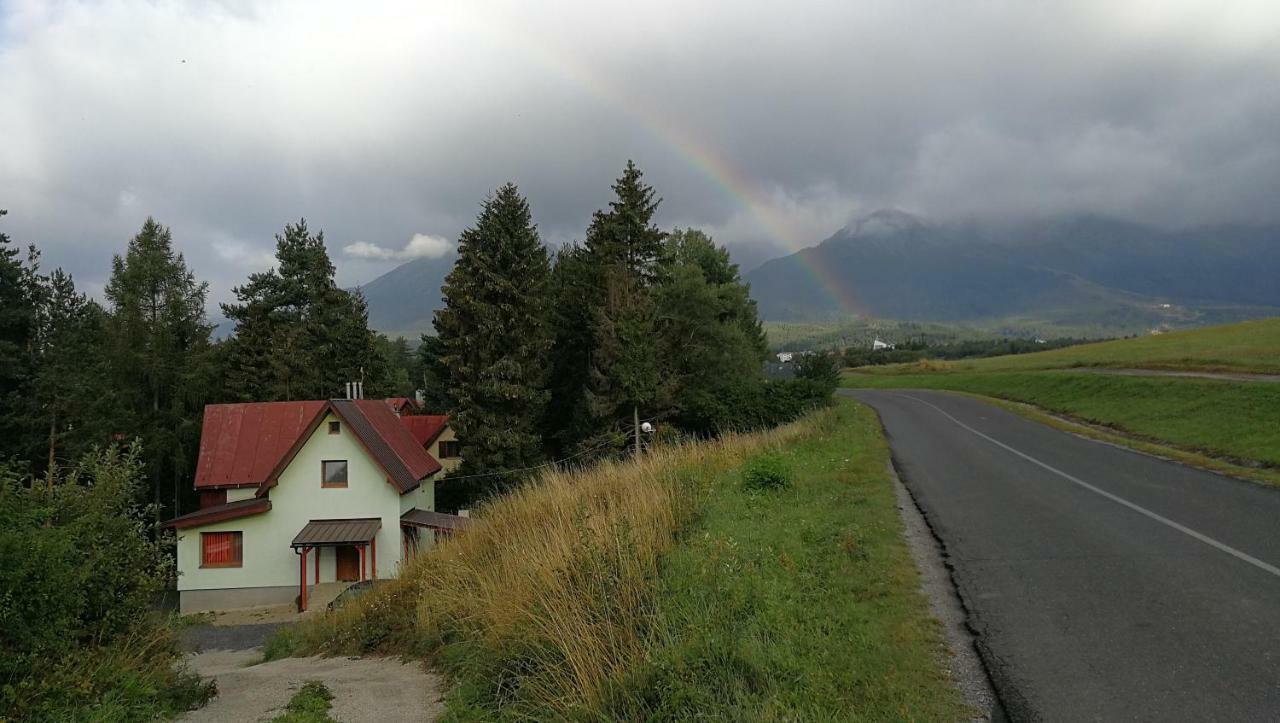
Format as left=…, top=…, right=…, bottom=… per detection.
left=302, top=582, right=350, bottom=614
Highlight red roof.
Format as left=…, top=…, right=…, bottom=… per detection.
left=193, top=400, right=441, bottom=495
left=194, top=401, right=327, bottom=490
left=384, top=397, right=420, bottom=414
left=330, top=399, right=442, bottom=493
left=160, top=498, right=272, bottom=529
left=400, top=414, right=450, bottom=447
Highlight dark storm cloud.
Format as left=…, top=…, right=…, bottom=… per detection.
left=2, top=0, right=1277, bottom=305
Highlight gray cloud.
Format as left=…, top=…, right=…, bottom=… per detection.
left=1, top=0, right=1278, bottom=306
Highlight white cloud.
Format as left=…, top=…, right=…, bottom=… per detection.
left=343, top=233, right=453, bottom=261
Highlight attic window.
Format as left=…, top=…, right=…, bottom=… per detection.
left=328, top=421, right=341, bottom=435
left=322, top=460, right=348, bottom=488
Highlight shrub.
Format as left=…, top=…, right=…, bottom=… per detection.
left=0, top=445, right=210, bottom=720
left=742, top=453, right=792, bottom=491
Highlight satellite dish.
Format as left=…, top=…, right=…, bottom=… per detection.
left=641, top=422, right=654, bottom=434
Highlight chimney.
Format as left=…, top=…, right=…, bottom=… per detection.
left=344, top=382, right=353, bottom=400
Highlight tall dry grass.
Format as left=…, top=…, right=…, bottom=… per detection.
left=283, top=410, right=834, bottom=717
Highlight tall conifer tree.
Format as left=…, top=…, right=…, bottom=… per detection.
left=104, top=218, right=213, bottom=518
left=221, top=220, right=386, bottom=401
left=435, top=183, right=551, bottom=495
left=0, top=210, right=37, bottom=462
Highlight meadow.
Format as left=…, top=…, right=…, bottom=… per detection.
left=267, top=402, right=968, bottom=720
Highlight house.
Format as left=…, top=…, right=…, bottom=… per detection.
left=161, top=398, right=469, bottom=613
left=384, top=396, right=420, bottom=416
left=872, top=339, right=895, bottom=351
left=776, top=351, right=794, bottom=363
left=400, top=413, right=462, bottom=474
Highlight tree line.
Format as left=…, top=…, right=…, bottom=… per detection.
left=0, top=161, right=835, bottom=514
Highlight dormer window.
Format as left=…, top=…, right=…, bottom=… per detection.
left=322, top=460, right=348, bottom=488
left=328, top=421, right=341, bottom=435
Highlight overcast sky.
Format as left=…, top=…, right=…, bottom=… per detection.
left=2, top=0, right=1278, bottom=306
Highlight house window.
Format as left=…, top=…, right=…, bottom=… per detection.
left=201, top=531, right=242, bottom=568
left=322, top=460, right=349, bottom=488
left=328, top=421, right=341, bottom=435
left=438, top=441, right=461, bottom=459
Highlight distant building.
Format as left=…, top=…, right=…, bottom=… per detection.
left=872, top=339, right=895, bottom=351
left=776, top=351, right=795, bottom=363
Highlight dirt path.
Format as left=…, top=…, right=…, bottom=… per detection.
left=179, top=624, right=443, bottom=722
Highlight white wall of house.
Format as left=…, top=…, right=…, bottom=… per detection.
left=176, top=412, right=428, bottom=596
left=427, top=425, right=461, bottom=474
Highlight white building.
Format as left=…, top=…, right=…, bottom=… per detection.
left=162, top=398, right=468, bottom=613
left=872, top=339, right=895, bottom=351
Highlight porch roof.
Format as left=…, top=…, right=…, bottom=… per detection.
left=291, top=518, right=381, bottom=548
left=401, top=508, right=473, bottom=532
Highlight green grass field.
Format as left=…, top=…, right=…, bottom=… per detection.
left=601, top=401, right=968, bottom=720
left=920, top=318, right=1280, bottom=374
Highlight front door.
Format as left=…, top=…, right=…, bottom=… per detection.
left=336, top=545, right=361, bottom=581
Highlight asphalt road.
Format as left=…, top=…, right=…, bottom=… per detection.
left=844, top=389, right=1280, bottom=722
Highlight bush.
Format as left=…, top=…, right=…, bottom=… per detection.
left=742, top=453, right=792, bottom=491
left=0, top=445, right=210, bottom=720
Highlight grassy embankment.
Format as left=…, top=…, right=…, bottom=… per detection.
left=843, top=318, right=1280, bottom=484
left=267, top=402, right=969, bottom=720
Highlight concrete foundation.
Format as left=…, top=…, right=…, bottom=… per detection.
left=180, top=585, right=299, bottom=614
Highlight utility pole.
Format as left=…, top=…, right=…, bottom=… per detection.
left=633, top=405, right=641, bottom=456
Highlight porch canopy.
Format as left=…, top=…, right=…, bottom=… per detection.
left=400, top=508, right=472, bottom=533
left=292, top=518, right=381, bottom=612
left=291, top=518, right=381, bottom=548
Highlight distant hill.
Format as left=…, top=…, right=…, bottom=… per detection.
left=354, top=251, right=457, bottom=337
left=745, top=210, right=1280, bottom=334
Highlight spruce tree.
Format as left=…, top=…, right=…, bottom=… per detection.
left=434, top=183, right=551, bottom=494
left=0, top=210, right=37, bottom=462
left=543, top=244, right=597, bottom=457
left=581, top=162, right=667, bottom=452
left=222, top=220, right=386, bottom=401
left=104, top=218, right=214, bottom=518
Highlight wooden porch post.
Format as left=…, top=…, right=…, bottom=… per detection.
left=300, top=547, right=309, bottom=612
left=314, top=545, right=320, bottom=583
left=358, top=545, right=366, bottom=582
left=371, top=535, right=377, bottom=580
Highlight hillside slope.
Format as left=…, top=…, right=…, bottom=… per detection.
left=746, top=211, right=1280, bottom=331
left=353, top=252, right=455, bottom=335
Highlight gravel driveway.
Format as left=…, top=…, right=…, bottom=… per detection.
left=178, top=622, right=443, bottom=722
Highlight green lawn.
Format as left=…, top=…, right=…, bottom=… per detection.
left=601, top=400, right=969, bottom=720
left=922, top=318, right=1280, bottom=374
left=844, top=371, right=1280, bottom=468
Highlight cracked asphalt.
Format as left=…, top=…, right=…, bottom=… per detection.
left=846, top=389, right=1280, bottom=722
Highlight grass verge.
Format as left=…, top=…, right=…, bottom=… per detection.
left=844, top=371, right=1280, bottom=483
left=267, top=402, right=967, bottom=719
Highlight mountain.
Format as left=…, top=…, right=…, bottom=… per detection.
left=745, top=211, right=1280, bottom=333
left=354, top=251, right=457, bottom=336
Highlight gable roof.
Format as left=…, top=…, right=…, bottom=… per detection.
left=193, top=399, right=442, bottom=495
left=384, top=397, right=420, bottom=414
left=194, top=401, right=328, bottom=490
left=328, top=399, right=442, bottom=493
left=400, top=414, right=450, bottom=447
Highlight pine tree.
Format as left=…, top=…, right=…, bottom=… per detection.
left=104, top=218, right=214, bottom=519
left=543, top=244, right=597, bottom=457
left=221, top=220, right=385, bottom=401
left=413, top=334, right=452, bottom=412
left=434, top=183, right=551, bottom=494
left=581, top=162, right=667, bottom=452
left=0, top=210, right=37, bottom=462
left=656, top=228, right=768, bottom=433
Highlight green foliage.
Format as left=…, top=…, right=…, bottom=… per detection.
left=543, top=243, right=599, bottom=458
left=413, top=333, right=452, bottom=412
left=601, top=402, right=968, bottom=720
left=794, top=351, right=841, bottom=391
left=0, top=446, right=213, bottom=720
left=741, top=452, right=791, bottom=490
left=0, top=209, right=38, bottom=463
left=376, top=334, right=416, bottom=398
left=104, top=217, right=215, bottom=520
left=221, top=219, right=386, bottom=401
left=435, top=184, right=551, bottom=496
left=271, top=681, right=336, bottom=723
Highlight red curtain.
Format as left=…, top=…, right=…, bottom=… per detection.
left=202, top=532, right=242, bottom=566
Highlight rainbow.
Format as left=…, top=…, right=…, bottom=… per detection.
left=467, top=19, right=864, bottom=317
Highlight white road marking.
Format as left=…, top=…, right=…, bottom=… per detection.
left=891, top=392, right=1280, bottom=579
